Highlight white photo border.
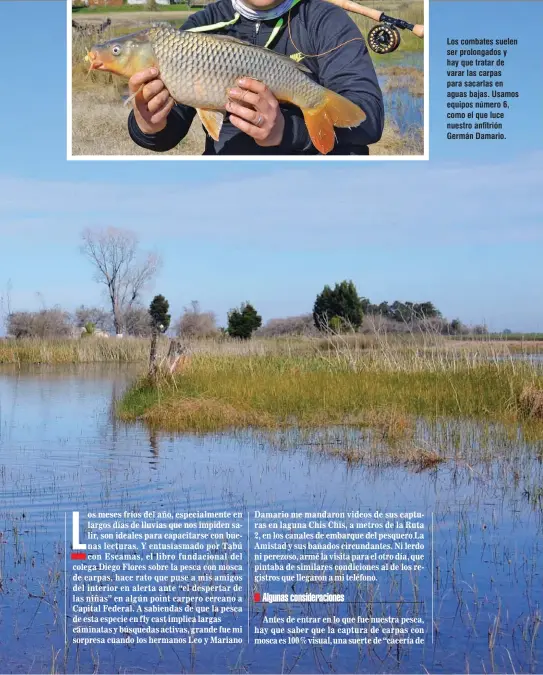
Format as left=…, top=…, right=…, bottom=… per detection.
left=66, top=0, right=429, bottom=161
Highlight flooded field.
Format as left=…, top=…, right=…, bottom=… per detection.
left=376, top=52, right=423, bottom=133
left=0, top=365, right=541, bottom=673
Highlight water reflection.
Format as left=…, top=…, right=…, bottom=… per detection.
left=377, top=52, right=423, bottom=133
left=0, top=364, right=541, bottom=674
left=149, top=428, right=160, bottom=467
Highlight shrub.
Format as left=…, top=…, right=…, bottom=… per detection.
left=313, top=280, right=364, bottom=331
left=7, top=308, right=73, bottom=339
left=227, top=302, right=262, bottom=340
left=256, top=314, right=317, bottom=337
left=175, top=301, right=218, bottom=338
left=149, top=295, right=171, bottom=333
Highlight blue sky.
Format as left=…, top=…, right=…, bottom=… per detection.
left=0, top=1, right=542, bottom=331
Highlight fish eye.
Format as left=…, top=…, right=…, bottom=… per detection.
left=111, top=44, right=122, bottom=56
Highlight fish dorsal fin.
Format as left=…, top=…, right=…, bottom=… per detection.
left=289, top=56, right=311, bottom=73
left=183, top=30, right=312, bottom=73
left=187, top=31, right=251, bottom=47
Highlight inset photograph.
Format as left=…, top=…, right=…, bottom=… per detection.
left=69, top=0, right=426, bottom=158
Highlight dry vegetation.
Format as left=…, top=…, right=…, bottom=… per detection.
left=2, top=332, right=541, bottom=365
left=73, top=9, right=192, bottom=21
left=371, top=118, right=423, bottom=155
left=72, top=90, right=206, bottom=156
left=0, top=336, right=151, bottom=364
left=316, top=435, right=444, bottom=470
left=72, top=89, right=422, bottom=156
left=377, top=65, right=424, bottom=97
left=519, top=385, right=543, bottom=420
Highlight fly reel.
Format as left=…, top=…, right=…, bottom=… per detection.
left=367, top=22, right=401, bottom=54
left=323, top=0, right=424, bottom=51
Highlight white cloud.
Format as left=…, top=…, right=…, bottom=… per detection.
left=1, top=151, right=542, bottom=249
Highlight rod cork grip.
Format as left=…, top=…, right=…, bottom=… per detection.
left=323, top=0, right=424, bottom=39
left=324, top=0, right=384, bottom=23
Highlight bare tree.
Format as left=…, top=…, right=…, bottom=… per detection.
left=123, top=307, right=154, bottom=337
left=80, top=227, right=160, bottom=336
left=175, top=301, right=218, bottom=338
left=74, top=305, right=113, bottom=333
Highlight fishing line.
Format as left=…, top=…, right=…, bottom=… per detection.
left=286, top=7, right=365, bottom=59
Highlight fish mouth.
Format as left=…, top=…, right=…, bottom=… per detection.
left=86, top=51, right=105, bottom=71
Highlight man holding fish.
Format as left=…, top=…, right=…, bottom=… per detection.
left=88, top=0, right=385, bottom=155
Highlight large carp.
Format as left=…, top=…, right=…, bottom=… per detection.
left=87, top=24, right=366, bottom=153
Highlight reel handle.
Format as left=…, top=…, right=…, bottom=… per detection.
left=412, top=24, right=424, bottom=38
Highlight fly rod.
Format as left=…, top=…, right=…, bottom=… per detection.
left=323, top=0, right=424, bottom=53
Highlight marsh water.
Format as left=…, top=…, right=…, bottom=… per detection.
left=0, top=365, right=541, bottom=674
left=377, top=52, right=423, bottom=133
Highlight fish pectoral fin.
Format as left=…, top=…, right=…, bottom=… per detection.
left=123, top=84, right=144, bottom=108
left=197, top=109, right=225, bottom=141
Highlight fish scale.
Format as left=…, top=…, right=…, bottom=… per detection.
left=148, top=25, right=322, bottom=111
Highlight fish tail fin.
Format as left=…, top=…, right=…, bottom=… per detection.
left=301, top=89, right=366, bottom=155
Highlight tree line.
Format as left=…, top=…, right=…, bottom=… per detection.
left=4, top=300, right=264, bottom=340
left=311, top=280, right=486, bottom=336
left=1, top=227, right=487, bottom=341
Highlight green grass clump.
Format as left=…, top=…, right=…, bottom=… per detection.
left=117, top=354, right=543, bottom=432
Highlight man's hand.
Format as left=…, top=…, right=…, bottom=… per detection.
left=226, top=78, right=285, bottom=147
left=129, top=68, right=175, bottom=135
